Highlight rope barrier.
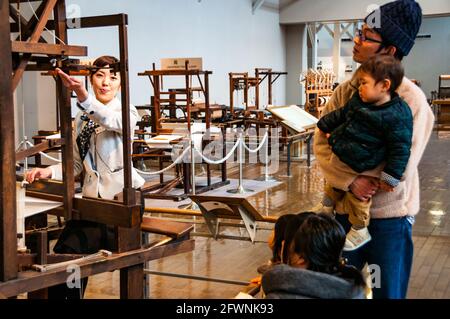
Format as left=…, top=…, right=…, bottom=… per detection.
left=135, top=145, right=191, bottom=175
left=242, top=132, right=268, bottom=153
left=193, top=138, right=241, bottom=165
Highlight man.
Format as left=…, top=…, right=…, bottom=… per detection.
left=313, top=0, right=434, bottom=299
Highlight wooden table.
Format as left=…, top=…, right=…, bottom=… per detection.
left=433, top=99, right=450, bottom=131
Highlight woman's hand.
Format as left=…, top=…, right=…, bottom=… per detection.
left=25, top=167, right=53, bottom=184
left=55, top=68, right=88, bottom=102
left=349, top=175, right=379, bottom=201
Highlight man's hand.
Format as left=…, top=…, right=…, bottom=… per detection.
left=317, top=129, right=331, bottom=139
left=349, top=175, right=379, bottom=201
left=379, top=181, right=395, bottom=192
left=55, top=68, right=88, bottom=102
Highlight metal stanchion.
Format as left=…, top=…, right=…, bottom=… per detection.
left=256, top=133, right=277, bottom=182
left=227, top=133, right=254, bottom=194
left=179, top=137, right=199, bottom=209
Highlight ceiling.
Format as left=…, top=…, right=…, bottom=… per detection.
left=260, top=0, right=299, bottom=10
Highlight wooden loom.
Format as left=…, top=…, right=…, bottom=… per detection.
left=136, top=63, right=230, bottom=201
left=1, top=0, right=194, bottom=299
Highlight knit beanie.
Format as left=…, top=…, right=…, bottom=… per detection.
left=364, top=0, right=422, bottom=56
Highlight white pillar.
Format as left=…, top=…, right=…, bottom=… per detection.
left=333, top=22, right=341, bottom=82
left=352, top=22, right=359, bottom=75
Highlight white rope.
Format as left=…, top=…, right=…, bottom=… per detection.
left=25, top=141, right=61, bottom=163
left=193, top=138, right=241, bottom=165
left=27, top=0, right=67, bottom=45
left=242, top=132, right=268, bottom=154
left=37, top=151, right=62, bottom=163
left=135, top=145, right=191, bottom=176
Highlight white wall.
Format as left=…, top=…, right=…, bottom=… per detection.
left=65, top=0, right=286, bottom=107
left=285, top=24, right=307, bottom=105
left=281, top=0, right=450, bottom=24
left=403, top=16, right=450, bottom=99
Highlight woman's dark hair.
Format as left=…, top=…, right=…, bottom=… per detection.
left=281, top=212, right=315, bottom=264
left=90, top=55, right=119, bottom=79
left=271, top=214, right=296, bottom=263
left=292, top=213, right=365, bottom=287
left=359, top=54, right=404, bottom=96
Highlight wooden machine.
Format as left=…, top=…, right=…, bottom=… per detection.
left=136, top=62, right=229, bottom=201
left=1, top=0, right=194, bottom=299
left=433, top=75, right=450, bottom=132
left=301, top=68, right=335, bottom=118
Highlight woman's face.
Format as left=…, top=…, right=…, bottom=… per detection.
left=91, top=66, right=121, bottom=104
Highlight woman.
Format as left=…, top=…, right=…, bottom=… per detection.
left=262, top=214, right=366, bottom=299
left=26, top=55, right=144, bottom=198
left=25, top=55, right=145, bottom=299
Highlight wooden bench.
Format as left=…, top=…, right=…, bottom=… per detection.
left=141, top=216, right=194, bottom=239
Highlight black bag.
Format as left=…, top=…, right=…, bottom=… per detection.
left=53, top=220, right=116, bottom=254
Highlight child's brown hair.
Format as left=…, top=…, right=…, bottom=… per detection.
left=359, top=54, right=404, bottom=96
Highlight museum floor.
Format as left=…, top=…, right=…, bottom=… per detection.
left=84, top=131, right=450, bottom=299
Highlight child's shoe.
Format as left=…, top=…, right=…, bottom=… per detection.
left=343, top=227, right=371, bottom=251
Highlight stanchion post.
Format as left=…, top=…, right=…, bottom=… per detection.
left=179, top=136, right=199, bottom=209
left=227, top=133, right=254, bottom=194
left=256, top=132, right=277, bottom=182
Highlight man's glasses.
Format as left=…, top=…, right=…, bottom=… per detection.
left=355, top=28, right=383, bottom=44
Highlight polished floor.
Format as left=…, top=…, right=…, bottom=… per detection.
left=84, top=131, right=450, bottom=299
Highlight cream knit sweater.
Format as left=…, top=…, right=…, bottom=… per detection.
left=313, top=76, right=434, bottom=219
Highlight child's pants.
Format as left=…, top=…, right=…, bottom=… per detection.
left=324, top=183, right=371, bottom=228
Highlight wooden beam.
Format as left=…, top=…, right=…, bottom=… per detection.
left=12, top=0, right=59, bottom=91
left=15, top=139, right=63, bottom=162
left=9, top=4, right=46, bottom=43
left=73, top=14, right=128, bottom=29
left=16, top=140, right=50, bottom=162
left=0, top=239, right=195, bottom=298
left=9, top=0, right=44, bottom=3
left=11, top=0, right=47, bottom=42
left=54, top=0, right=75, bottom=221
left=118, top=15, right=134, bottom=205
left=10, top=14, right=129, bottom=33
left=0, top=0, right=18, bottom=282
left=120, top=263, right=143, bottom=299
left=11, top=41, right=87, bottom=56
left=74, top=198, right=141, bottom=228
left=24, top=190, right=141, bottom=228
